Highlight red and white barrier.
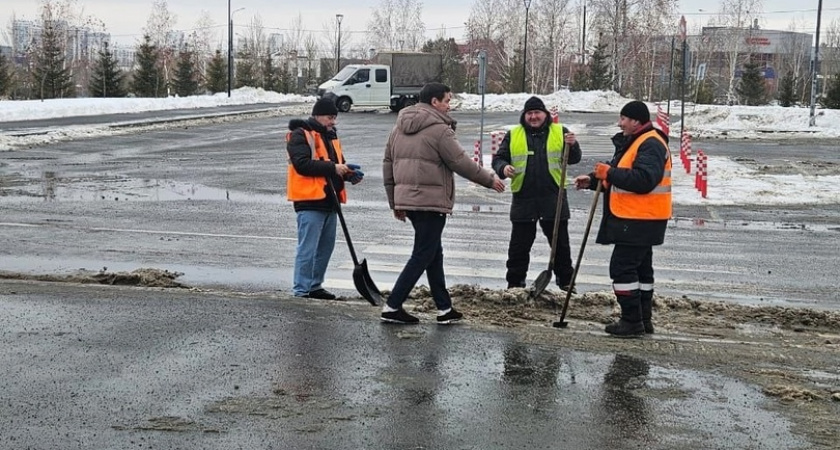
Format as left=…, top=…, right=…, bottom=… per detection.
left=490, top=131, right=505, bottom=156
left=696, top=150, right=707, bottom=198
left=680, top=130, right=692, bottom=174
left=550, top=106, right=559, bottom=124
left=473, top=140, right=483, bottom=167
left=656, top=103, right=670, bottom=136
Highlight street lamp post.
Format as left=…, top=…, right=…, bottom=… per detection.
left=522, top=0, right=532, bottom=92
left=227, top=3, right=244, bottom=97
left=809, top=0, right=823, bottom=127
left=335, top=14, right=344, bottom=74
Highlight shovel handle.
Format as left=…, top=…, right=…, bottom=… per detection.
left=326, top=177, right=361, bottom=266
left=547, top=143, right=571, bottom=269
left=557, top=181, right=602, bottom=325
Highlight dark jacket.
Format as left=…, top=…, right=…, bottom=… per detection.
left=589, top=123, right=669, bottom=246
left=491, top=114, right=581, bottom=221
left=287, top=117, right=346, bottom=212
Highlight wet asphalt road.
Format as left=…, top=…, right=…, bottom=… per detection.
left=1, top=107, right=838, bottom=309
left=0, top=105, right=834, bottom=449
left=0, top=280, right=804, bottom=450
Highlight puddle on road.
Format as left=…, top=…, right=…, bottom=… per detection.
left=0, top=172, right=281, bottom=203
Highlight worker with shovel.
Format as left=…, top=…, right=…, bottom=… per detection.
left=491, top=96, right=582, bottom=292
left=286, top=96, right=365, bottom=300
left=573, top=100, right=671, bottom=338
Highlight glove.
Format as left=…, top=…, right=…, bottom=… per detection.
left=349, top=170, right=365, bottom=185
left=346, top=163, right=362, bottom=171
left=594, top=162, right=611, bottom=181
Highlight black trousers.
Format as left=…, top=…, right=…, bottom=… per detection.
left=609, top=244, right=654, bottom=288
left=387, top=211, right=452, bottom=311
left=506, top=219, right=573, bottom=287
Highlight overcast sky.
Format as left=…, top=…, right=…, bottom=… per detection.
left=1, top=0, right=837, bottom=48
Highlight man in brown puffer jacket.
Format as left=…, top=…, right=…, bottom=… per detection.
left=381, top=82, right=505, bottom=325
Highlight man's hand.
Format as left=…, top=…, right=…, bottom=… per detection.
left=335, top=164, right=352, bottom=176
left=503, top=165, right=516, bottom=178
left=564, top=132, right=576, bottom=147
left=393, top=210, right=407, bottom=222
left=594, top=162, right=611, bottom=180
left=573, top=174, right=591, bottom=190
left=490, top=175, right=505, bottom=193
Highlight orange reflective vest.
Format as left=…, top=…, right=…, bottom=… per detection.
left=286, top=129, right=346, bottom=203
left=609, top=130, right=672, bottom=220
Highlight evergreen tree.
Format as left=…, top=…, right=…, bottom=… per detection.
left=422, top=38, right=466, bottom=93
left=572, top=42, right=612, bottom=92
left=736, top=60, right=767, bottom=106
left=172, top=48, right=199, bottom=97
left=131, top=35, right=164, bottom=97
left=277, top=61, right=294, bottom=94
left=205, top=50, right=227, bottom=94
left=262, top=54, right=277, bottom=92
left=569, top=66, right=589, bottom=92
left=0, top=52, right=12, bottom=97
left=821, top=74, right=840, bottom=109
left=32, top=22, right=74, bottom=99
left=89, top=42, right=126, bottom=97
left=234, top=50, right=256, bottom=88
left=777, top=71, right=796, bottom=107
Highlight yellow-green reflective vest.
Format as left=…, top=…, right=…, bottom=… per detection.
left=509, top=123, right=566, bottom=192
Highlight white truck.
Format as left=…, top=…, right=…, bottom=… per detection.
left=317, top=52, right=444, bottom=113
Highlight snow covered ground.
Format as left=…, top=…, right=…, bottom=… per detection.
left=1, top=87, right=838, bottom=206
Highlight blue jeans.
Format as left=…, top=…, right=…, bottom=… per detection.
left=293, top=210, right=337, bottom=297
left=387, top=211, right=452, bottom=311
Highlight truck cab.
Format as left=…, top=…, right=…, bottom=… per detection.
left=318, top=64, right=392, bottom=113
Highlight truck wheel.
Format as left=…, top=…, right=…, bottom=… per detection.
left=336, top=97, right=352, bottom=113
left=401, top=98, right=417, bottom=109
left=389, top=104, right=401, bottom=113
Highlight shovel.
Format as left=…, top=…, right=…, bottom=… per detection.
left=530, top=143, right=571, bottom=299
left=326, top=177, right=382, bottom=306
left=553, top=181, right=603, bottom=328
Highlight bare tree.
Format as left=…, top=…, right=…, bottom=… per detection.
left=821, top=18, right=840, bottom=96
left=187, top=11, right=217, bottom=84
left=530, top=0, right=574, bottom=93
left=709, top=0, right=763, bottom=104
left=367, top=0, right=426, bottom=51
left=239, top=14, right=269, bottom=87
left=322, top=16, right=352, bottom=73
left=143, top=0, right=177, bottom=94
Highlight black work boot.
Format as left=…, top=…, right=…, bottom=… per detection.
left=605, top=292, right=645, bottom=338
left=640, top=290, right=654, bottom=334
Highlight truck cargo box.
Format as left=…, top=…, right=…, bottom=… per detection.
left=373, top=52, right=443, bottom=92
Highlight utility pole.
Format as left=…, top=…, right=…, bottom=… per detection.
left=522, top=0, right=532, bottom=92
left=227, top=0, right=231, bottom=97
left=809, top=0, right=823, bottom=127
left=335, top=14, right=343, bottom=74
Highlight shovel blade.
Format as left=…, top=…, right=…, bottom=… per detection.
left=530, top=270, right=552, bottom=299
left=353, top=259, right=382, bottom=306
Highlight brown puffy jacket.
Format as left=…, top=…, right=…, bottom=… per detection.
left=384, top=103, right=497, bottom=214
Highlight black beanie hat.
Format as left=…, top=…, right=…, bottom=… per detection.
left=312, top=97, right=339, bottom=116
left=523, top=96, right=549, bottom=114
left=620, top=100, right=650, bottom=123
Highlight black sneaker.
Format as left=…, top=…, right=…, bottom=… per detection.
left=436, top=308, right=463, bottom=324
left=307, top=289, right=336, bottom=300
left=380, top=309, right=420, bottom=324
